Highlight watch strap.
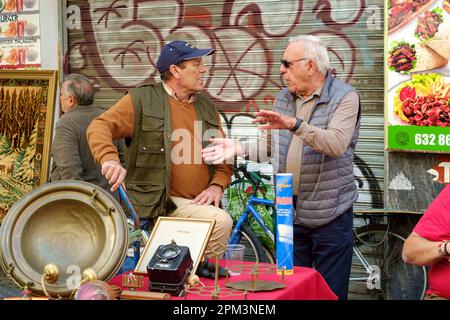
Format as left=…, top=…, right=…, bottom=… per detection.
left=290, top=118, right=303, bottom=132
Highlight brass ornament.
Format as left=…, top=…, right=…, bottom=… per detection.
left=225, top=264, right=285, bottom=292
left=184, top=247, right=246, bottom=300
left=82, top=268, right=98, bottom=282
left=0, top=181, right=129, bottom=298
left=226, top=279, right=285, bottom=292
left=43, top=264, right=59, bottom=284
left=41, top=264, right=62, bottom=300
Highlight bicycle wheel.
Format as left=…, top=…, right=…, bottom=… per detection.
left=262, top=245, right=276, bottom=265
left=234, top=224, right=274, bottom=263
left=351, top=224, right=428, bottom=300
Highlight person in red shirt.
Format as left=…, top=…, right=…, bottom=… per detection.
left=402, top=185, right=450, bottom=300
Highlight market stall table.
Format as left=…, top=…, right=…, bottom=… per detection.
left=109, top=262, right=337, bottom=300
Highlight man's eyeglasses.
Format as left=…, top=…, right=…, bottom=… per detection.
left=280, top=57, right=309, bottom=68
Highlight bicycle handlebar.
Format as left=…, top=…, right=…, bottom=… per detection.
left=234, top=164, right=271, bottom=184
left=236, top=164, right=258, bottom=186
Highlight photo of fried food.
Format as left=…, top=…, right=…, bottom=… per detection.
left=4, top=48, right=18, bottom=64
left=2, top=22, right=17, bottom=37
left=4, top=0, right=16, bottom=12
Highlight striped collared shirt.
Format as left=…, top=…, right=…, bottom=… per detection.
left=162, top=81, right=196, bottom=104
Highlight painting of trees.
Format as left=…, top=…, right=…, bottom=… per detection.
left=0, top=70, right=57, bottom=222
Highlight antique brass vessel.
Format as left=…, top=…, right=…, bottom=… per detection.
left=0, top=181, right=129, bottom=298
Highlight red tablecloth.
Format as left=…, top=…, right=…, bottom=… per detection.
left=109, top=262, right=337, bottom=300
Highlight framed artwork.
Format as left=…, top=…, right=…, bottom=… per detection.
left=134, top=217, right=215, bottom=275
left=0, top=70, right=58, bottom=221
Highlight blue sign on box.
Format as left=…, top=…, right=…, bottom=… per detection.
left=275, top=173, right=294, bottom=275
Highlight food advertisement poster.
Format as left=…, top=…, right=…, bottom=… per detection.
left=0, top=0, right=40, bottom=69
left=387, top=0, right=450, bottom=153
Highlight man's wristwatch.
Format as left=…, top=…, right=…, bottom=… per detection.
left=290, top=118, right=303, bottom=132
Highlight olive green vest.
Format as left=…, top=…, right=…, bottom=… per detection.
left=125, top=82, right=220, bottom=219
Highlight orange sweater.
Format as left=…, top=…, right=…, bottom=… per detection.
left=87, top=94, right=232, bottom=198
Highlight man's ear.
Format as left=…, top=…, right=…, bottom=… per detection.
left=169, top=64, right=181, bottom=79
left=307, top=59, right=317, bottom=75
left=68, top=94, right=77, bottom=107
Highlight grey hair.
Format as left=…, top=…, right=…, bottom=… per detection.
left=288, top=35, right=330, bottom=75
left=63, top=73, right=95, bottom=105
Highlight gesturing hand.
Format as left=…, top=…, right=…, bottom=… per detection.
left=101, top=160, right=127, bottom=192
left=253, top=110, right=296, bottom=130
left=191, top=185, right=224, bottom=207
left=201, top=138, right=244, bottom=164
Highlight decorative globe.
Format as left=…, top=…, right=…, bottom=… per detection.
left=74, top=281, right=115, bottom=300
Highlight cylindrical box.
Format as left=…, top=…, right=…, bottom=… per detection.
left=275, top=173, right=294, bottom=275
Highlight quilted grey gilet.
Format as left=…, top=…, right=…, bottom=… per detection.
left=272, top=70, right=361, bottom=228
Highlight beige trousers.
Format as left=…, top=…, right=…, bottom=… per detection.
left=170, top=196, right=233, bottom=257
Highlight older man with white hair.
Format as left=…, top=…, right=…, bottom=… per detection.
left=202, top=35, right=361, bottom=299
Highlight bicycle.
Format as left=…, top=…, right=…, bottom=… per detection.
left=118, top=186, right=152, bottom=274
left=226, top=165, right=428, bottom=300
left=226, top=163, right=276, bottom=264
left=350, top=210, right=428, bottom=300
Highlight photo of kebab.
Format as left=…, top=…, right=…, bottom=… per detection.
left=426, top=19, right=450, bottom=60
left=2, top=21, right=17, bottom=37
left=393, top=73, right=450, bottom=127
left=388, top=41, right=417, bottom=73
left=3, top=0, right=15, bottom=12
left=388, top=38, right=448, bottom=74
left=415, top=7, right=443, bottom=41
left=4, top=48, right=18, bottom=64
left=388, top=0, right=435, bottom=34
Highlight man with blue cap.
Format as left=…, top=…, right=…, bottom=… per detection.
left=87, top=40, right=233, bottom=276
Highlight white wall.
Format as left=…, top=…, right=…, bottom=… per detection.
left=37, top=0, right=62, bottom=126
left=39, top=0, right=60, bottom=71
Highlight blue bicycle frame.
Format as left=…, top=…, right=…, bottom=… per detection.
left=228, top=195, right=275, bottom=245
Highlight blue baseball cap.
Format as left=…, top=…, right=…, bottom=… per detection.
left=156, top=40, right=215, bottom=73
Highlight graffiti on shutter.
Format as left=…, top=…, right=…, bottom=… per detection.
left=66, top=0, right=384, bottom=209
